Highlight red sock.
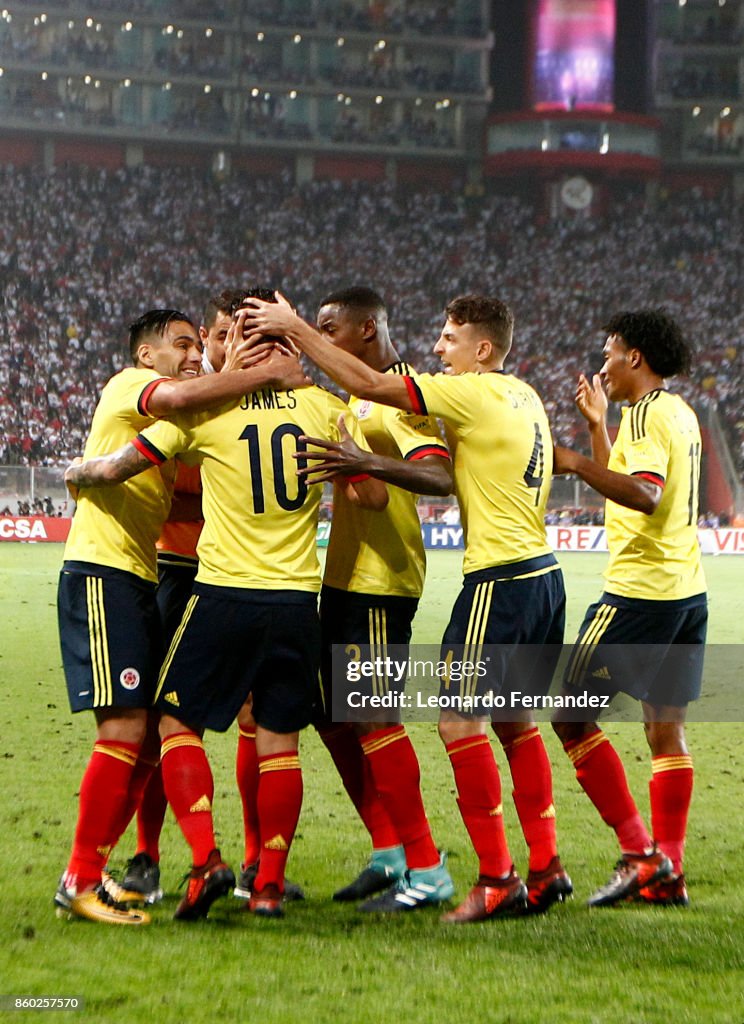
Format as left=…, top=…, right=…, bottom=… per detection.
left=360, top=726, right=438, bottom=870
left=236, top=727, right=260, bottom=867
left=501, top=726, right=557, bottom=873
left=103, top=754, right=158, bottom=856
left=136, top=763, right=168, bottom=863
left=318, top=724, right=399, bottom=851
left=649, top=754, right=693, bottom=874
left=564, top=729, right=652, bottom=855
left=65, top=740, right=140, bottom=892
left=446, top=735, right=512, bottom=879
left=160, top=732, right=216, bottom=866
left=253, top=751, right=303, bottom=894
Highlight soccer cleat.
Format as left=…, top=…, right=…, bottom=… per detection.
left=358, top=852, right=454, bottom=913
left=54, top=876, right=75, bottom=915
left=525, top=857, right=573, bottom=914
left=247, top=883, right=285, bottom=919
left=636, top=872, right=689, bottom=907
left=333, top=846, right=407, bottom=902
left=55, top=878, right=150, bottom=925
left=122, top=853, right=164, bottom=905
left=441, top=869, right=528, bottom=923
left=174, top=848, right=235, bottom=921
left=233, top=861, right=305, bottom=902
left=100, top=871, right=147, bottom=907
left=587, top=848, right=673, bottom=907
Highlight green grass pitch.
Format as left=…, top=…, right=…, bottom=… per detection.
left=0, top=546, right=743, bottom=1024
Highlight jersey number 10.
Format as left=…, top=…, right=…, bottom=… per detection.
left=240, top=423, right=308, bottom=513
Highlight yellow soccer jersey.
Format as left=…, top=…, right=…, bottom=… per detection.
left=604, top=389, right=706, bottom=600
left=137, top=384, right=373, bottom=592
left=64, top=367, right=172, bottom=582
left=324, top=363, right=449, bottom=598
left=406, top=371, right=554, bottom=574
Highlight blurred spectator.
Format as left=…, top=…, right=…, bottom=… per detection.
left=0, top=166, right=741, bottom=491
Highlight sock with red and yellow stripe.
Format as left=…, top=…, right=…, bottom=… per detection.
left=136, top=763, right=167, bottom=863
left=318, top=723, right=400, bottom=851
left=360, top=726, right=439, bottom=870
left=236, top=726, right=260, bottom=867
left=501, top=726, right=557, bottom=873
left=253, top=751, right=303, bottom=894
left=563, top=728, right=652, bottom=855
left=160, top=732, right=216, bottom=867
left=649, top=754, right=693, bottom=874
left=64, top=739, right=141, bottom=893
left=446, top=734, right=512, bottom=879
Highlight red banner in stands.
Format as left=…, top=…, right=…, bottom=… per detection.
left=0, top=517, right=72, bottom=542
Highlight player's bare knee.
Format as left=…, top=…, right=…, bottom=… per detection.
left=644, top=719, right=687, bottom=757
left=551, top=717, right=594, bottom=745
left=95, top=707, right=148, bottom=745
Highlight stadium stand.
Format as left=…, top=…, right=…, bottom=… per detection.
left=0, top=166, right=741, bottom=482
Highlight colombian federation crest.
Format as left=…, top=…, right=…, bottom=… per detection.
left=119, top=667, right=141, bottom=690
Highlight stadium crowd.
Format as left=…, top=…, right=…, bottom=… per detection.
left=0, top=164, right=742, bottom=480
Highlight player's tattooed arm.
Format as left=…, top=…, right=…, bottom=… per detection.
left=64, top=443, right=151, bottom=498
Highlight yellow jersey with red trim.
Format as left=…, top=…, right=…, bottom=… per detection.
left=64, top=367, right=172, bottom=582
left=136, top=384, right=373, bottom=592
left=324, top=362, right=449, bottom=598
left=604, top=389, right=706, bottom=600
left=405, top=370, right=554, bottom=574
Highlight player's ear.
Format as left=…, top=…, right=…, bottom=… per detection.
left=198, top=325, right=208, bottom=342
left=628, top=347, right=643, bottom=369
left=361, top=316, right=377, bottom=342
left=476, top=338, right=493, bottom=364
left=136, top=342, right=155, bottom=369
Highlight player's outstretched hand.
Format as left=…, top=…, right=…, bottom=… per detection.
left=262, top=347, right=311, bottom=392
left=240, top=290, right=302, bottom=343
left=575, top=373, right=608, bottom=425
left=294, top=415, right=371, bottom=483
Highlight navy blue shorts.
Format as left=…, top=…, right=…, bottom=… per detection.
left=58, top=562, right=161, bottom=713
left=155, top=583, right=320, bottom=734
left=564, top=592, right=708, bottom=707
left=156, top=556, right=198, bottom=649
left=318, top=585, right=419, bottom=722
left=440, top=556, right=566, bottom=708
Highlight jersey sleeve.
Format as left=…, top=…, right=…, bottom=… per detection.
left=326, top=394, right=375, bottom=482
left=403, top=372, right=483, bottom=434
left=133, top=417, right=192, bottom=466
left=622, top=404, right=670, bottom=487
left=105, top=368, right=168, bottom=422
left=382, top=406, right=450, bottom=462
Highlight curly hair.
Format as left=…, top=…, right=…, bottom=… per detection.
left=603, top=308, right=693, bottom=378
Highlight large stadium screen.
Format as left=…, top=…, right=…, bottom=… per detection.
left=530, top=0, right=615, bottom=112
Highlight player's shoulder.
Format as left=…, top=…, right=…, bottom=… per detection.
left=629, top=389, right=697, bottom=438
left=386, top=360, right=416, bottom=377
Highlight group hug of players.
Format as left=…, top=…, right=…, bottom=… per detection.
left=56, top=285, right=705, bottom=925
